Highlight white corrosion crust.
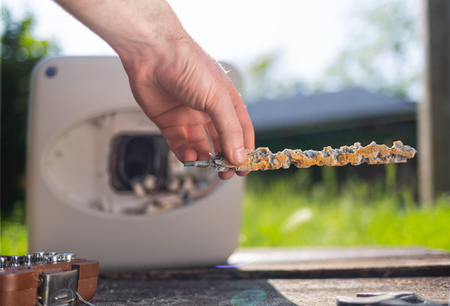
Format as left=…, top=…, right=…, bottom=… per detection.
left=211, top=141, right=417, bottom=172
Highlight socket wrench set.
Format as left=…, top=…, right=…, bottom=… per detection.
left=0, top=252, right=98, bottom=306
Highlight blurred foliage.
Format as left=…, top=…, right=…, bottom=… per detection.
left=243, top=52, right=303, bottom=101
left=1, top=7, right=59, bottom=221
left=244, top=1, right=421, bottom=101
left=315, top=0, right=421, bottom=100
left=0, top=205, right=28, bottom=254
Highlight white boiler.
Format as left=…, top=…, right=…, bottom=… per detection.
left=27, top=56, right=244, bottom=270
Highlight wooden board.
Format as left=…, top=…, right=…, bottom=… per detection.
left=92, top=277, right=450, bottom=305
left=93, top=247, right=450, bottom=305
left=101, top=247, right=450, bottom=280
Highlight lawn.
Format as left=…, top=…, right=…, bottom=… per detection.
left=240, top=165, right=450, bottom=250
left=2, top=164, right=450, bottom=254
left=0, top=218, right=28, bottom=255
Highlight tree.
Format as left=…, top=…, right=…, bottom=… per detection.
left=1, top=8, right=59, bottom=221
left=315, top=0, right=422, bottom=100
left=243, top=52, right=303, bottom=102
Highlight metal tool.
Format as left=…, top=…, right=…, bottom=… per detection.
left=9, top=256, right=20, bottom=267
left=0, top=257, right=7, bottom=269
left=22, top=254, right=33, bottom=266
left=0, top=251, right=97, bottom=306
left=183, top=141, right=417, bottom=172
left=337, top=292, right=448, bottom=305
left=183, top=160, right=211, bottom=167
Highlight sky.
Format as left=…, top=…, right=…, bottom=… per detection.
left=3, top=0, right=424, bottom=102
left=3, top=0, right=357, bottom=82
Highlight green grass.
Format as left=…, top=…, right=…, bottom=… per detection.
left=0, top=220, right=28, bottom=255
left=240, top=166, right=450, bottom=250
left=2, top=164, right=450, bottom=254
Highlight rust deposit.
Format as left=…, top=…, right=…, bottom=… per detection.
left=210, top=141, right=416, bottom=172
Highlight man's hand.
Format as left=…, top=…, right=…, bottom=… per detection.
left=55, top=0, right=254, bottom=179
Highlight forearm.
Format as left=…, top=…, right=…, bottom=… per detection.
left=54, top=0, right=187, bottom=60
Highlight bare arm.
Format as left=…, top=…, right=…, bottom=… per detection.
left=54, top=0, right=255, bottom=180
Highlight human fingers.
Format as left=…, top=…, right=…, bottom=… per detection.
left=185, top=124, right=212, bottom=161
left=229, top=89, right=255, bottom=150
left=206, top=120, right=246, bottom=178
left=204, top=121, right=220, bottom=154
left=218, top=67, right=255, bottom=151
left=203, top=122, right=235, bottom=179
left=218, top=70, right=254, bottom=177
left=158, top=125, right=197, bottom=162
left=207, top=100, right=246, bottom=166
left=202, top=68, right=254, bottom=178
left=202, top=67, right=247, bottom=166
left=230, top=98, right=252, bottom=177
left=219, top=171, right=235, bottom=180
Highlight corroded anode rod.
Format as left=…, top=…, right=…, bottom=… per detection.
left=184, top=141, right=417, bottom=172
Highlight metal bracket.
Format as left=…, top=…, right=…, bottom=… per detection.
left=37, top=269, right=78, bottom=306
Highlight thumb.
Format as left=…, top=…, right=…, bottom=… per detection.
left=206, top=89, right=247, bottom=166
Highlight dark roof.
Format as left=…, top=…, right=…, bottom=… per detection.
left=246, top=88, right=416, bottom=135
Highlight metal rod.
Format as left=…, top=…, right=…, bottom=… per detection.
left=183, top=160, right=211, bottom=167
